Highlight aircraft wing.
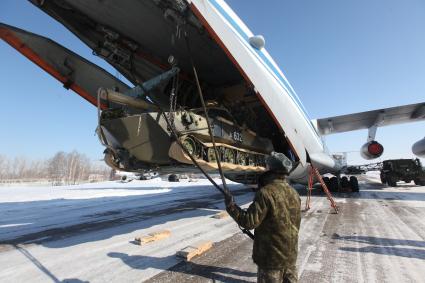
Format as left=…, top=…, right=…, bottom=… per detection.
left=315, top=102, right=425, bottom=135
left=0, top=23, right=131, bottom=108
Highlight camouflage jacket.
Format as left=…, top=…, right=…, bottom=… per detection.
left=227, top=171, right=301, bottom=269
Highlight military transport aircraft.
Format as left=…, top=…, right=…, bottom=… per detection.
left=1, top=0, right=424, bottom=188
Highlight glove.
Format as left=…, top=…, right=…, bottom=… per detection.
left=224, top=192, right=235, bottom=208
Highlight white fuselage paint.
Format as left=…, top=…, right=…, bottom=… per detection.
left=189, top=0, right=339, bottom=183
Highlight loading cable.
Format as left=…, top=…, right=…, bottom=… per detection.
left=121, top=32, right=255, bottom=240
left=184, top=32, right=254, bottom=240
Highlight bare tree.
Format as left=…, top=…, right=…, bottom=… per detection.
left=0, top=151, right=111, bottom=184
left=0, top=155, right=5, bottom=180
left=48, top=151, right=67, bottom=184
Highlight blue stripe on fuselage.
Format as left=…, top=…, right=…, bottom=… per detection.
left=208, top=0, right=320, bottom=139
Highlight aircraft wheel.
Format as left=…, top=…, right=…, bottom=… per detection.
left=329, top=177, right=338, bottom=192
left=168, top=174, right=179, bottom=182
left=341, top=176, right=349, bottom=188
left=350, top=176, right=359, bottom=192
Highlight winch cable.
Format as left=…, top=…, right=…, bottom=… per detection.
left=184, top=32, right=255, bottom=240
left=125, top=53, right=227, bottom=193
left=148, top=87, right=254, bottom=239
left=134, top=83, right=228, bottom=196
left=124, top=36, right=253, bottom=239
left=183, top=32, right=230, bottom=196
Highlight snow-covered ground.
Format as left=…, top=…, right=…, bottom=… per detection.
left=0, top=178, right=255, bottom=282
left=1, top=177, right=424, bottom=282
left=0, top=177, right=206, bottom=202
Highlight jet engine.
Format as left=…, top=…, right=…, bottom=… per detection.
left=412, top=137, right=425, bottom=158
left=360, top=141, right=384, bottom=160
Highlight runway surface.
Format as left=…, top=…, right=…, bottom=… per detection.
left=0, top=174, right=424, bottom=282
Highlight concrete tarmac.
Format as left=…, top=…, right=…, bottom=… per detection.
left=1, top=177, right=424, bottom=282
left=149, top=178, right=425, bottom=283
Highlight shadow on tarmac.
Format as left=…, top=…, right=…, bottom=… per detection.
left=0, top=185, right=252, bottom=249
left=334, top=234, right=425, bottom=260
left=15, top=245, right=88, bottom=283
left=108, top=252, right=256, bottom=283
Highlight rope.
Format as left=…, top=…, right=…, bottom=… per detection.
left=183, top=31, right=231, bottom=197
left=305, top=165, right=339, bottom=214
left=305, top=166, right=313, bottom=211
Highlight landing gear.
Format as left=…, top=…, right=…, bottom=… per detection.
left=329, top=177, right=338, bottom=192
left=341, top=176, right=350, bottom=189
left=323, top=175, right=359, bottom=192
left=350, top=176, right=359, bottom=192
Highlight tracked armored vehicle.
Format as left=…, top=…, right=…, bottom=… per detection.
left=96, top=72, right=275, bottom=177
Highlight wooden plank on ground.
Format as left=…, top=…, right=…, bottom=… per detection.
left=135, top=230, right=171, bottom=245
left=212, top=211, right=229, bottom=219
left=176, top=241, right=213, bottom=261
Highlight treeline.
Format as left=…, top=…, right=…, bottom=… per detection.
left=0, top=151, right=112, bottom=185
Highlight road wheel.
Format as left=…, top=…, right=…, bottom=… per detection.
left=387, top=176, right=397, bottom=187
left=330, top=177, right=338, bottom=192
left=182, top=137, right=200, bottom=158
left=380, top=174, right=386, bottom=184
left=168, top=174, right=179, bottom=182
left=207, top=148, right=217, bottom=162
left=350, top=176, right=359, bottom=192
left=224, top=148, right=235, bottom=164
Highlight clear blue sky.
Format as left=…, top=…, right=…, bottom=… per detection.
left=0, top=0, right=424, bottom=164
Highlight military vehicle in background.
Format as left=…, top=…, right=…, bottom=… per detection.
left=380, top=159, right=425, bottom=187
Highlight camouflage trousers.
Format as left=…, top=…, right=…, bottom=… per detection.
left=257, top=266, right=297, bottom=283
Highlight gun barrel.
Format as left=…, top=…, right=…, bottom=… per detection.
left=98, top=88, right=158, bottom=111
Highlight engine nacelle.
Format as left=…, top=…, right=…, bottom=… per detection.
left=360, top=141, right=384, bottom=160
left=412, top=137, right=425, bottom=158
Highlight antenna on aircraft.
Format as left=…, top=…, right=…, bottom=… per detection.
left=249, top=35, right=265, bottom=50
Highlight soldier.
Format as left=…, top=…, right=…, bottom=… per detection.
left=225, top=152, right=301, bottom=283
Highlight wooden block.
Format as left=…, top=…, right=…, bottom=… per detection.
left=212, top=211, right=229, bottom=219
left=176, top=241, right=213, bottom=261
left=135, top=230, right=171, bottom=245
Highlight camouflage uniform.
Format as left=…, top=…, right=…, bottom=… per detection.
left=226, top=171, right=301, bottom=283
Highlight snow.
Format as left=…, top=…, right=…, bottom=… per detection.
left=2, top=176, right=424, bottom=282
left=0, top=177, right=253, bottom=282
left=0, top=178, right=238, bottom=203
